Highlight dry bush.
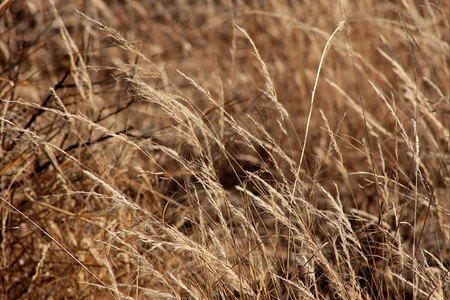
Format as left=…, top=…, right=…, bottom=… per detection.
left=0, top=0, right=448, bottom=299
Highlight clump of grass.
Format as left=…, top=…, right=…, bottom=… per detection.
left=1, top=0, right=448, bottom=299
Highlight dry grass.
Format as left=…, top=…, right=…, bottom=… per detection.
left=1, top=0, right=449, bottom=299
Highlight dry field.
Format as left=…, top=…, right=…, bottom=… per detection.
left=0, top=0, right=449, bottom=299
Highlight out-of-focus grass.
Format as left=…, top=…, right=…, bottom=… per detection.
left=0, top=0, right=448, bottom=299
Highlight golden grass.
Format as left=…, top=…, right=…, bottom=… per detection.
left=1, top=0, right=448, bottom=299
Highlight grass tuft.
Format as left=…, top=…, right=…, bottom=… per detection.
left=1, top=1, right=448, bottom=299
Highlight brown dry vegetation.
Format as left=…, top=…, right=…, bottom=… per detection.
left=0, top=0, right=449, bottom=299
